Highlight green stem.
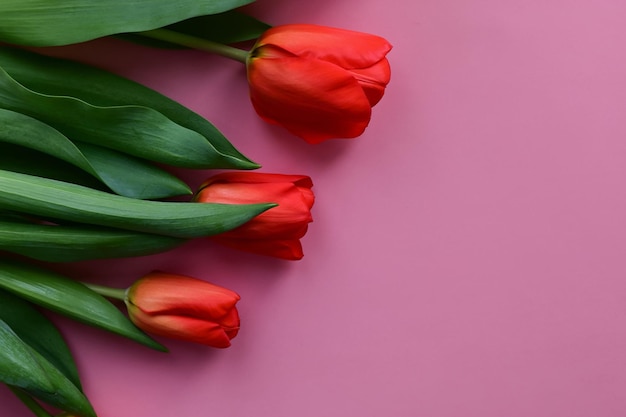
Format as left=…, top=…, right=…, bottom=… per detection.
left=138, top=28, right=250, bottom=63
left=82, top=283, right=126, bottom=301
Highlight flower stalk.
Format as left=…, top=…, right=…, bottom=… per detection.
left=83, top=283, right=126, bottom=301
left=138, top=29, right=249, bottom=63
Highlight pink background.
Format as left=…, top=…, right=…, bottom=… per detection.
left=3, top=0, right=626, bottom=416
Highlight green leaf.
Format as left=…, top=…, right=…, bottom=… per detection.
left=0, top=259, right=166, bottom=353
left=0, top=169, right=275, bottom=238
left=0, top=47, right=258, bottom=170
left=0, top=65, right=235, bottom=170
left=0, top=220, right=186, bottom=262
left=0, top=320, right=96, bottom=417
left=119, top=10, right=271, bottom=47
left=0, top=0, right=255, bottom=46
left=75, top=142, right=192, bottom=199
left=0, top=143, right=107, bottom=190
left=0, top=289, right=82, bottom=389
left=0, top=108, right=191, bottom=199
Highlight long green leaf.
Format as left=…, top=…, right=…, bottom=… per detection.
left=0, top=47, right=258, bottom=169
left=0, top=108, right=191, bottom=199
left=0, top=0, right=255, bottom=46
left=0, top=170, right=274, bottom=238
left=76, top=142, right=192, bottom=198
left=0, top=259, right=166, bottom=353
left=0, top=66, right=235, bottom=169
left=0, top=290, right=82, bottom=389
left=0, top=221, right=185, bottom=262
left=0, top=143, right=107, bottom=190
left=0, top=320, right=96, bottom=417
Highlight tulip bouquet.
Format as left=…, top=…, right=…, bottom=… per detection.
left=0, top=1, right=391, bottom=416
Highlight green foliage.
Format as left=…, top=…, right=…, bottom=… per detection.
left=0, top=259, right=166, bottom=352
left=0, top=290, right=82, bottom=389
left=0, top=0, right=255, bottom=46
left=0, top=47, right=258, bottom=171
left=0, top=4, right=276, bottom=416
left=0, top=221, right=186, bottom=262
left=0, top=321, right=95, bottom=416
left=0, top=290, right=98, bottom=416
left=0, top=170, right=274, bottom=238
left=0, top=65, right=237, bottom=169
left=0, top=109, right=190, bottom=199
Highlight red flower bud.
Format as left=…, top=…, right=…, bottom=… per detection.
left=246, top=24, right=392, bottom=144
left=195, top=172, right=314, bottom=260
left=125, top=272, right=240, bottom=348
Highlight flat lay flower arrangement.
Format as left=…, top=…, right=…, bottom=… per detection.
left=0, top=1, right=392, bottom=416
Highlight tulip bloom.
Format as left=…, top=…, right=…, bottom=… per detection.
left=195, top=172, right=314, bottom=260
left=246, top=24, right=392, bottom=144
left=125, top=272, right=240, bottom=348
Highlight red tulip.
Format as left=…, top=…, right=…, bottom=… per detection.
left=125, top=272, right=240, bottom=348
left=246, top=24, right=392, bottom=144
left=194, top=172, right=314, bottom=260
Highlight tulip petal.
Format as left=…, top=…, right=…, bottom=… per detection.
left=197, top=182, right=312, bottom=238
left=197, top=183, right=313, bottom=232
left=248, top=57, right=372, bottom=143
left=257, top=24, right=392, bottom=71
left=128, top=309, right=236, bottom=348
left=296, top=183, right=316, bottom=209
left=128, top=273, right=240, bottom=320
left=195, top=172, right=314, bottom=259
left=198, top=172, right=315, bottom=213
left=197, top=182, right=293, bottom=205
left=350, top=58, right=392, bottom=106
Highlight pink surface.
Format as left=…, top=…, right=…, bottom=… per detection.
left=3, top=0, right=626, bottom=416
